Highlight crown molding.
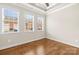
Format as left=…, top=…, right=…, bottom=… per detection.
left=46, top=4, right=76, bottom=15
left=8, top=3, right=76, bottom=15
left=11, top=3, right=46, bottom=15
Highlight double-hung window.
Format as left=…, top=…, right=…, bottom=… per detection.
left=36, top=16, right=44, bottom=31
left=24, top=14, right=34, bottom=32
left=0, top=9, right=2, bottom=33
left=2, top=8, right=19, bottom=33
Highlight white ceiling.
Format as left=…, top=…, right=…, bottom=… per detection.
left=29, top=3, right=70, bottom=11
left=12, top=3, right=73, bottom=15
left=29, top=3, right=57, bottom=11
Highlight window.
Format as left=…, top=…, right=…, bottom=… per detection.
left=2, top=8, right=19, bottom=33
left=36, top=16, right=44, bottom=30
left=0, top=9, right=2, bottom=33
left=24, top=14, right=34, bottom=31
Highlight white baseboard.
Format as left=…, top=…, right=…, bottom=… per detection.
left=0, top=37, right=45, bottom=50
left=47, top=34, right=79, bottom=48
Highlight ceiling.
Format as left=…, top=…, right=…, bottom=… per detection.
left=29, top=3, right=57, bottom=11
left=29, top=3, right=70, bottom=11
left=12, top=3, right=73, bottom=15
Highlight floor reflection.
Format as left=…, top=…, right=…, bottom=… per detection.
left=24, top=45, right=45, bottom=55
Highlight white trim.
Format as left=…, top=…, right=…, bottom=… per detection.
left=0, top=37, right=45, bottom=50
left=2, top=8, right=20, bottom=34
left=46, top=4, right=76, bottom=15
left=22, top=4, right=46, bottom=14
left=36, top=16, right=44, bottom=31
left=12, top=3, right=46, bottom=15
left=17, top=11, right=20, bottom=32
left=2, top=8, right=4, bottom=33
left=47, top=36, right=79, bottom=48
left=24, top=14, right=34, bottom=32
left=32, top=15, right=35, bottom=32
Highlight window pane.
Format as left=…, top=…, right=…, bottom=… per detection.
left=24, top=15, right=33, bottom=31
left=37, top=16, right=43, bottom=30
left=0, top=9, right=2, bottom=33
left=3, top=8, right=19, bottom=32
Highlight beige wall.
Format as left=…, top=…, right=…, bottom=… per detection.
left=46, top=4, right=79, bottom=47
left=0, top=4, right=45, bottom=50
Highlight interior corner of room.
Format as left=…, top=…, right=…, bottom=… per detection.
left=0, top=3, right=79, bottom=55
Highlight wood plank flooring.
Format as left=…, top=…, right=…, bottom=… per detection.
left=0, top=38, right=79, bottom=55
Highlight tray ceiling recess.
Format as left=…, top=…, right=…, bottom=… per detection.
left=29, top=3, right=57, bottom=11
left=11, top=3, right=74, bottom=14
left=29, top=3, right=70, bottom=11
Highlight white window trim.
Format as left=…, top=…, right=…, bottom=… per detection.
left=24, top=14, right=34, bottom=32
left=36, top=16, right=44, bottom=31
left=2, top=8, right=4, bottom=33
left=32, top=16, right=34, bottom=32
left=2, top=8, right=20, bottom=34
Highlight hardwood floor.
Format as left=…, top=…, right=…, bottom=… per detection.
left=0, top=38, right=79, bottom=55
left=45, top=39, right=78, bottom=55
